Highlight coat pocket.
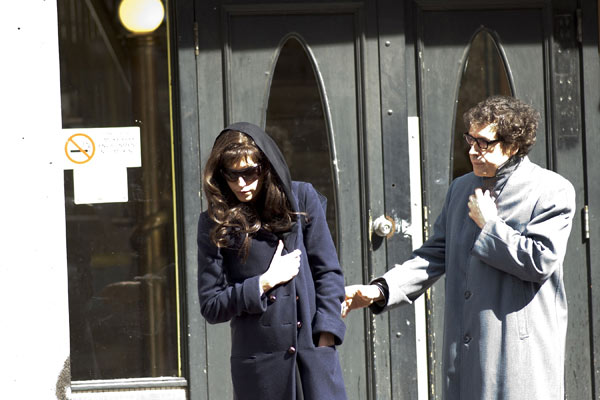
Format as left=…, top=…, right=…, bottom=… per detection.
left=230, top=352, right=294, bottom=400
left=514, top=279, right=530, bottom=340
left=296, top=346, right=347, bottom=400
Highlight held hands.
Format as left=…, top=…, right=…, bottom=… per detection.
left=341, top=284, right=383, bottom=318
left=468, top=188, right=498, bottom=229
left=259, top=240, right=301, bottom=294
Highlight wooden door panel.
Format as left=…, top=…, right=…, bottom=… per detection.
left=420, top=9, right=547, bottom=216
left=416, top=5, right=591, bottom=399
left=196, top=4, right=376, bottom=399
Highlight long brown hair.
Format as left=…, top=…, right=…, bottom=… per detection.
left=203, top=130, right=296, bottom=258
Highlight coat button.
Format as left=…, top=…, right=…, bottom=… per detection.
left=297, top=321, right=302, bottom=329
left=464, top=290, right=472, bottom=299
left=296, top=295, right=299, bottom=301
left=463, top=335, right=472, bottom=344
left=268, top=294, right=277, bottom=303
left=287, top=346, right=296, bottom=355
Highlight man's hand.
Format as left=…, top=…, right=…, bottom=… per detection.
left=259, top=240, right=301, bottom=294
left=468, top=188, right=498, bottom=229
left=341, top=284, right=383, bottom=318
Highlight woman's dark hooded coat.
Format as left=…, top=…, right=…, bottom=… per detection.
left=197, top=122, right=347, bottom=400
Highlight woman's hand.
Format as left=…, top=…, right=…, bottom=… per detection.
left=341, top=284, right=383, bottom=317
left=259, top=240, right=301, bottom=294
left=318, top=332, right=335, bottom=347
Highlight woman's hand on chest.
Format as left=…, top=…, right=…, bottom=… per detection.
left=259, top=240, right=302, bottom=294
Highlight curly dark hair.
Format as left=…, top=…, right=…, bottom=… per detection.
left=202, top=130, right=295, bottom=259
left=463, top=95, right=540, bottom=157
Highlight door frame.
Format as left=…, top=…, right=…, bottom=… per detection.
left=580, top=0, right=600, bottom=397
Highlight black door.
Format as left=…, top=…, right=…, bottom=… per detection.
left=412, top=3, right=590, bottom=399
left=182, top=2, right=389, bottom=399
left=175, top=1, right=592, bottom=399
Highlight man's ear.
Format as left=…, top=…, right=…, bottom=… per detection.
left=502, top=142, right=519, bottom=157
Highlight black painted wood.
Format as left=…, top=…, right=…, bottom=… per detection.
left=550, top=9, right=593, bottom=399
left=172, top=1, right=600, bottom=399
left=412, top=2, right=557, bottom=399
left=580, top=0, right=600, bottom=398
left=172, top=0, right=208, bottom=399
left=378, top=1, right=420, bottom=399
left=406, top=1, right=595, bottom=399
left=189, top=2, right=384, bottom=399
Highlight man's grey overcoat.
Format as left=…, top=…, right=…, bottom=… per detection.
left=197, top=122, right=346, bottom=400
left=374, top=157, right=575, bottom=399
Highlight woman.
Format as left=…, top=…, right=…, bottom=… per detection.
left=197, top=122, right=347, bottom=400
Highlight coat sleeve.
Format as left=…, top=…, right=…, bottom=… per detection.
left=370, top=180, right=454, bottom=313
left=472, top=179, right=576, bottom=283
left=197, top=213, right=267, bottom=324
left=301, top=183, right=346, bottom=345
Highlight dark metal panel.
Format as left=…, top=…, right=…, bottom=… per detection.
left=173, top=0, right=214, bottom=399
left=358, top=1, right=394, bottom=398
left=356, top=1, right=395, bottom=398
left=412, top=7, right=446, bottom=398
left=549, top=9, right=593, bottom=399
left=377, top=1, right=419, bottom=399
left=581, top=0, right=600, bottom=397
left=195, top=2, right=232, bottom=399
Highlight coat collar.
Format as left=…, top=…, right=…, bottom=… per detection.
left=480, top=156, right=523, bottom=198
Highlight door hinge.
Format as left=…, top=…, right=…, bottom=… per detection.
left=194, top=21, right=200, bottom=56
left=576, top=8, right=582, bottom=44
left=583, top=205, right=589, bottom=240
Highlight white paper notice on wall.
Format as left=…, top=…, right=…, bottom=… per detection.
left=62, top=127, right=141, bottom=204
left=73, top=167, right=129, bottom=204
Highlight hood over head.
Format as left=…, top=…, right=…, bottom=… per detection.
left=216, top=122, right=298, bottom=212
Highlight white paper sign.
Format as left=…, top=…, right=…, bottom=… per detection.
left=63, top=127, right=141, bottom=169
left=73, top=167, right=129, bottom=204
left=62, top=127, right=141, bottom=204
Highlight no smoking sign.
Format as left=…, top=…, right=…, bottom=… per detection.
left=65, top=133, right=96, bottom=164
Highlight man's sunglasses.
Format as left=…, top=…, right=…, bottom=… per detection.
left=221, top=165, right=261, bottom=182
left=463, top=133, right=503, bottom=150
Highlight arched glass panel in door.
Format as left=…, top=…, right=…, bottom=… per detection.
left=265, top=37, right=338, bottom=245
left=452, top=29, right=513, bottom=180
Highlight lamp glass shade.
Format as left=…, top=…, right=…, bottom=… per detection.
left=119, top=0, right=165, bottom=34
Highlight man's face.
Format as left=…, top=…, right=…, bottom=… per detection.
left=467, top=124, right=517, bottom=177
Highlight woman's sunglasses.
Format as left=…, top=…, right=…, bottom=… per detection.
left=221, top=165, right=261, bottom=183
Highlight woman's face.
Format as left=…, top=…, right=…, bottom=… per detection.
left=222, top=157, right=263, bottom=203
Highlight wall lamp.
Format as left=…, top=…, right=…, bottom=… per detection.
left=118, top=0, right=164, bottom=34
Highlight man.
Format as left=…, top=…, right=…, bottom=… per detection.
left=343, top=96, right=576, bottom=399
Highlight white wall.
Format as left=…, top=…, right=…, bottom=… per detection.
left=0, top=1, right=70, bottom=398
